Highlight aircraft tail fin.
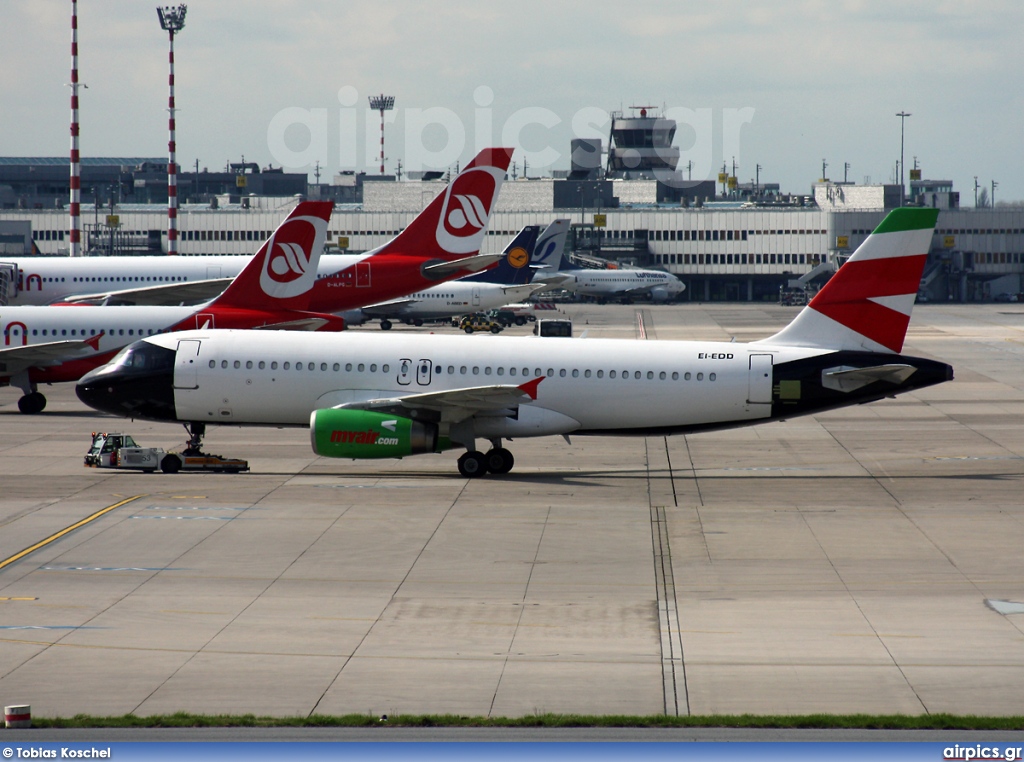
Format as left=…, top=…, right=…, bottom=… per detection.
left=756, top=207, right=939, bottom=353
left=530, top=219, right=571, bottom=272
left=463, top=225, right=540, bottom=285
left=374, top=148, right=514, bottom=261
left=212, top=201, right=333, bottom=312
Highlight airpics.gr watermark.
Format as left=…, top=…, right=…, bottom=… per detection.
left=265, top=85, right=755, bottom=187
left=943, top=745, right=1023, bottom=761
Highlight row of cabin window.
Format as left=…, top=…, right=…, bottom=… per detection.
left=655, top=253, right=810, bottom=265
left=5, top=327, right=160, bottom=338
left=71, top=276, right=187, bottom=283
left=21, top=276, right=187, bottom=284
left=208, top=358, right=717, bottom=382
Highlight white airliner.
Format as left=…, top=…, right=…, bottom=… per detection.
left=532, top=237, right=685, bottom=303
left=0, top=201, right=339, bottom=414
left=341, top=221, right=568, bottom=329
left=1, top=148, right=514, bottom=310
left=77, top=208, right=950, bottom=478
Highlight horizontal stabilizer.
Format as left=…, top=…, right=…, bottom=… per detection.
left=422, top=253, right=502, bottom=279
left=821, top=364, right=917, bottom=393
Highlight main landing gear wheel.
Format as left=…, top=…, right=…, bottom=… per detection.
left=380, top=320, right=392, bottom=330
left=18, top=392, right=46, bottom=415
left=485, top=447, right=514, bottom=475
left=457, top=451, right=487, bottom=478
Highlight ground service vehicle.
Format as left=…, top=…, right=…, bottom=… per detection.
left=533, top=319, right=573, bottom=337
left=459, top=314, right=504, bottom=334
left=84, top=432, right=249, bottom=474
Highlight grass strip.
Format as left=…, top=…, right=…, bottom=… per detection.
left=25, top=713, right=1024, bottom=730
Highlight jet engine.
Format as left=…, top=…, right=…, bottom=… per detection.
left=310, top=409, right=439, bottom=459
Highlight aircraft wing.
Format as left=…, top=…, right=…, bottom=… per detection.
left=336, top=377, right=545, bottom=424
left=617, top=283, right=664, bottom=297
left=422, top=253, right=502, bottom=279
left=0, top=337, right=101, bottom=375
left=57, top=277, right=233, bottom=306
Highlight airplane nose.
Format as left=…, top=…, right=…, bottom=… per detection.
left=76, top=340, right=178, bottom=422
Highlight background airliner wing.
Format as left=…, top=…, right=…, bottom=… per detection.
left=422, top=253, right=502, bottom=278
left=357, top=298, right=420, bottom=316
left=0, top=338, right=100, bottom=374
left=336, top=380, right=541, bottom=424
left=57, top=277, right=232, bottom=306
left=618, top=283, right=662, bottom=297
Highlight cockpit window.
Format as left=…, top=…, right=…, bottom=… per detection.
left=110, top=340, right=175, bottom=373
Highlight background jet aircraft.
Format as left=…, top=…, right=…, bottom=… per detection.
left=530, top=234, right=685, bottom=303
left=1, top=201, right=338, bottom=414
left=343, top=220, right=571, bottom=329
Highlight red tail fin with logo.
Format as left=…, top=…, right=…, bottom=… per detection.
left=373, top=148, right=513, bottom=260
left=213, top=200, right=333, bottom=312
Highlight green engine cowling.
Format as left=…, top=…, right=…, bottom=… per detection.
left=310, top=409, right=440, bottom=459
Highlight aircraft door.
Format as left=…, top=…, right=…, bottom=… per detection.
left=416, top=359, right=433, bottom=386
left=747, top=353, right=773, bottom=405
left=356, top=262, right=371, bottom=287
left=397, top=358, right=412, bottom=385
left=174, top=339, right=202, bottom=390
left=472, top=287, right=481, bottom=307
left=0, top=263, right=17, bottom=305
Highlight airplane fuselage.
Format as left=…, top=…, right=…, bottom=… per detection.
left=354, top=281, right=539, bottom=324
left=2, top=252, right=487, bottom=312
left=76, top=328, right=952, bottom=439
left=560, top=268, right=685, bottom=300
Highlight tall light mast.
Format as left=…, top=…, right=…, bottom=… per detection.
left=157, top=5, right=187, bottom=254
left=896, top=111, right=911, bottom=208
left=69, top=0, right=83, bottom=256
left=368, top=94, right=395, bottom=175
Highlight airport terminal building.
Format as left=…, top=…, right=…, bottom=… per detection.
left=1, top=149, right=1022, bottom=303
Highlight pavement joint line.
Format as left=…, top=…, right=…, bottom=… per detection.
left=0, top=495, right=146, bottom=573
left=650, top=497, right=688, bottom=717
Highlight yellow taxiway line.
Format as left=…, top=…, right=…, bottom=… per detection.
left=0, top=495, right=145, bottom=572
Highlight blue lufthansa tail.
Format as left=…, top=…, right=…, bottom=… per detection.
left=464, top=225, right=541, bottom=285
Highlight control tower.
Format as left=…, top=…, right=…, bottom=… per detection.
left=606, top=106, right=680, bottom=179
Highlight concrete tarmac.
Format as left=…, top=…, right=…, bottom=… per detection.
left=0, top=303, right=1022, bottom=719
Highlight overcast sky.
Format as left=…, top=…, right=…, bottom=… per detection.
left=3, top=1, right=1022, bottom=203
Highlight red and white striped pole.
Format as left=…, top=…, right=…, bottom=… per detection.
left=167, top=27, right=178, bottom=254
left=368, top=94, right=395, bottom=176
left=69, top=0, right=82, bottom=257
left=157, top=5, right=186, bottom=255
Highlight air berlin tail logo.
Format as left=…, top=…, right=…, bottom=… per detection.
left=435, top=166, right=500, bottom=254
left=259, top=215, right=327, bottom=299
left=447, top=195, right=488, bottom=233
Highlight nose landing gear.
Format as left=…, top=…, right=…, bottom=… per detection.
left=183, top=422, right=207, bottom=456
